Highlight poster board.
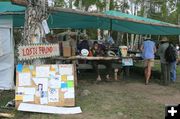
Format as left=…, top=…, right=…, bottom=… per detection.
left=122, top=58, right=133, bottom=66
left=15, top=64, right=75, bottom=108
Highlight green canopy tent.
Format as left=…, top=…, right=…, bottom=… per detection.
left=1, top=2, right=180, bottom=35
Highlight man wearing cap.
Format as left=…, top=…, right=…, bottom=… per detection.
left=158, top=37, right=171, bottom=85
left=141, top=38, right=156, bottom=85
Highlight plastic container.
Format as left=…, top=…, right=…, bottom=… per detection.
left=119, top=46, right=128, bottom=57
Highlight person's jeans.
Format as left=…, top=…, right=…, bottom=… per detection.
left=170, top=61, right=176, bottom=81
left=161, top=63, right=170, bottom=85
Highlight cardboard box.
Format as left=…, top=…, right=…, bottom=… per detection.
left=62, top=41, right=71, bottom=47
left=63, top=47, right=71, bottom=57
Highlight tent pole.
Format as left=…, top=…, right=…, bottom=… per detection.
left=109, top=19, right=112, bottom=35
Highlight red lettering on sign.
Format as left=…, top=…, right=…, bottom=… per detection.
left=19, top=44, right=59, bottom=60
left=22, top=49, right=26, bottom=56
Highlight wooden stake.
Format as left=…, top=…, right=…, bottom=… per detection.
left=0, top=113, right=14, bottom=118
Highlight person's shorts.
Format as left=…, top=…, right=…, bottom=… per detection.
left=144, top=59, right=154, bottom=67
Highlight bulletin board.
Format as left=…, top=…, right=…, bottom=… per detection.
left=15, top=64, right=75, bottom=108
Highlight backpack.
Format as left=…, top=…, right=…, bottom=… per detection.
left=164, top=43, right=176, bottom=63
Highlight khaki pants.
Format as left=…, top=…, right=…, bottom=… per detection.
left=144, top=59, right=154, bottom=67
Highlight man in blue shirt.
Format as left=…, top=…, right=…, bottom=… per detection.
left=141, top=39, right=156, bottom=85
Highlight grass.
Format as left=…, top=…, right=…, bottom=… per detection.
left=0, top=61, right=180, bottom=119
left=134, top=60, right=180, bottom=74
left=0, top=90, right=14, bottom=107
left=0, top=79, right=177, bottom=119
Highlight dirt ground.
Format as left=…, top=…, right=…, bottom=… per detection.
left=0, top=71, right=180, bottom=119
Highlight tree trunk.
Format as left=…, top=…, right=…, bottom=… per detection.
left=78, top=0, right=82, bottom=10
left=178, top=14, right=180, bottom=44
left=134, top=34, right=139, bottom=50
left=97, top=29, right=101, bottom=41
left=143, top=0, right=150, bottom=18
left=126, top=33, right=129, bottom=47
left=130, top=34, right=134, bottom=50
left=97, top=5, right=102, bottom=41
left=130, top=1, right=135, bottom=50
left=103, top=0, right=111, bottom=41
left=117, top=32, right=124, bottom=45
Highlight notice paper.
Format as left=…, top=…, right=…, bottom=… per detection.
left=48, top=88, right=59, bottom=102
left=33, top=78, right=48, bottom=91
left=49, top=72, right=56, bottom=78
left=40, top=91, right=48, bottom=104
left=19, top=73, right=31, bottom=86
left=29, top=65, right=34, bottom=70
left=36, top=66, right=50, bottom=78
left=15, top=95, right=23, bottom=101
left=49, top=78, right=60, bottom=88
left=17, top=64, right=23, bottom=72
left=61, top=82, right=67, bottom=89
left=40, top=97, right=48, bottom=105
left=59, top=65, right=73, bottom=75
left=67, top=75, right=74, bottom=80
left=23, top=95, right=34, bottom=102
left=64, top=92, right=75, bottom=99
left=61, top=75, right=67, bottom=82
left=24, top=88, right=36, bottom=95
left=42, top=20, right=50, bottom=34
left=51, top=65, right=59, bottom=72
left=60, top=82, right=68, bottom=92
left=17, top=87, right=24, bottom=94
left=67, top=80, right=74, bottom=88
left=68, top=88, right=75, bottom=93
left=22, top=67, right=30, bottom=73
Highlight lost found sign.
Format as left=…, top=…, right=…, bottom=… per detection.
left=18, top=44, right=59, bottom=60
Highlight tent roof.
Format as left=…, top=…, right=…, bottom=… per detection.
left=104, top=10, right=172, bottom=26
left=0, top=2, right=25, bottom=12
left=1, top=2, right=180, bottom=35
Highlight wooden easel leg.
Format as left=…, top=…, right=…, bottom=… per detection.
left=73, top=61, right=77, bottom=87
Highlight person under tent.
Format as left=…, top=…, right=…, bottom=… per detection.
left=91, top=41, right=112, bottom=81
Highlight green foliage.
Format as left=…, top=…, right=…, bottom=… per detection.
left=55, top=0, right=65, bottom=7
left=74, top=0, right=105, bottom=11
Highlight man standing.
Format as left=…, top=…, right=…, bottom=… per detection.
left=158, top=37, right=171, bottom=85
left=141, top=39, right=156, bottom=85
left=165, top=42, right=178, bottom=83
